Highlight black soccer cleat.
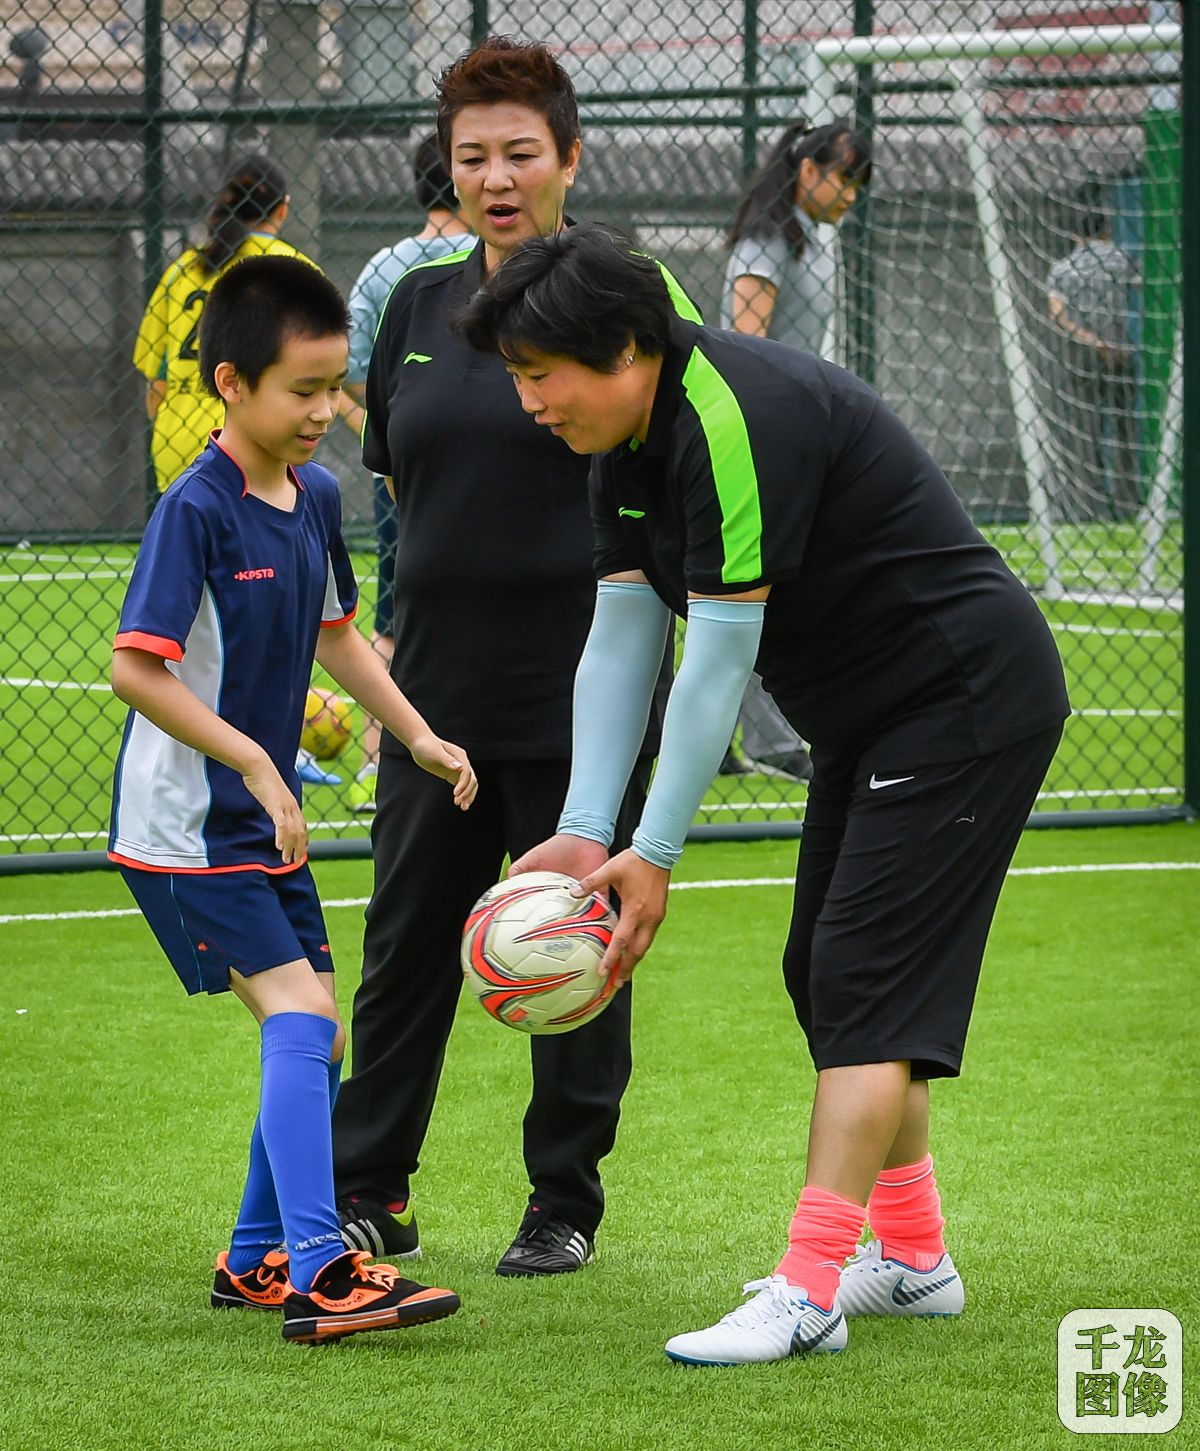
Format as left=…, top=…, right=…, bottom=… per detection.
left=211, top=1248, right=291, bottom=1310
left=495, top=1205, right=595, bottom=1277
left=282, top=1250, right=459, bottom=1344
left=338, top=1193, right=421, bottom=1259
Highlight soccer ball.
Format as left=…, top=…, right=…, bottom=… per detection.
left=301, top=687, right=352, bottom=760
left=461, top=871, right=619, bottom=1035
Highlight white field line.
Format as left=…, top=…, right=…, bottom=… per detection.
left=1057, top=589, right=1183, bottom=611
left=1, top=783, right=1182, bottom=841
left=1, top=677, right=1182, bottom=722
left=1, top=861, right=1196, bottom=926
left=694, top=786, right=1180, bottom=814
left=0, top=677, right=112, bottom=693
left=1050, top=622, right=1179, bottom=639
left=1, top=549, right=126, bottom=564
left=0, top=570, right=129, bottom=583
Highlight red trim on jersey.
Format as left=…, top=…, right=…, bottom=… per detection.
left=113, top=631, right=184, bottom=661
left=107, top=850, right=307, bottom=875
left=320, top=606, right=358, bottom=629
left=211, top=431, right=306, bottom=497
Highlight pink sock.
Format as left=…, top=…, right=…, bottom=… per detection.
left=867, top=1153, right=946, bottom=1270
left=776, top=1186, right=868, bottom=1311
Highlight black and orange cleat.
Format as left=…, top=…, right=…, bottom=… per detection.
left=281, top=1250, right=460, bottom=1345
left=211, top=1248, right=292, bottom=1310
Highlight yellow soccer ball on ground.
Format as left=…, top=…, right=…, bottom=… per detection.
left=301, top=687, right=353, bottom=761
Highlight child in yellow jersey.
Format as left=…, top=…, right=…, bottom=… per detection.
left=133, top=155, right=310, bottom=492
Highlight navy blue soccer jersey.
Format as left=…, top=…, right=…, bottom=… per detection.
left=109, top=436, right=358, bottom=872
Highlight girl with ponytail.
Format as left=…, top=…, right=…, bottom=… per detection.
left=719, top=121, right=871, bottom=781
left=134, top=155, right=309, bottom=491
left=722, top=121, right=871, bottom=351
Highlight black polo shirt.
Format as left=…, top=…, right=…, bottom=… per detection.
left=590, top=320, right=1069, bottom=763
left=363, top=240, right=602, bottom=759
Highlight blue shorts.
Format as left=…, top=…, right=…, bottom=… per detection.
left=120, top=863, right=335, bottom=996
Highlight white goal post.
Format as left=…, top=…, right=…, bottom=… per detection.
left=803, top=22, right=1183, bottom=604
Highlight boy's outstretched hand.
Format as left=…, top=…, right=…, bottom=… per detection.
left=410, top=734, right=478, bottom=810
left=244, top=759, right=309, bottom=863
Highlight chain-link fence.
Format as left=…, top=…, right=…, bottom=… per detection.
left=0, top=1, right=1190, bottom=869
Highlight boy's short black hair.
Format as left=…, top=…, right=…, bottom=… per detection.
left=199, top=255, right=351, bottom=396
left=456, top=223, right=672, bottom=372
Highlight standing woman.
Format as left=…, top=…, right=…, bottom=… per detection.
left=133, top=155, right=306, bottom=493
left=721, top=122, right=872, bottom=783
left=332, top=36, right=694, bottom=1276
left=340, top=135, right=473, bottom=813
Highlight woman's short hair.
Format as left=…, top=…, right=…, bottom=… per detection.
left=436, top=35, right=580, bottom=165
left=456, top=223, right=672, bottom=371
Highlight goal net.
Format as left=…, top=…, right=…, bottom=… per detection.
left=808, top=20, right=1182, bottom=610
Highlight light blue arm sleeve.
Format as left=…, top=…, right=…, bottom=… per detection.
left=631, top=599, right=766, bottom=870
left=557, top=581, right=673, bottom=847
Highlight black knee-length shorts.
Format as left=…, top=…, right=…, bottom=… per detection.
left=782, top=725, right=1062, bottom=1079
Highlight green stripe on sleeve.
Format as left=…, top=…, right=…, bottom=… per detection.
left=656, top=261, right=703, bottom=323
left=371, top=245, right=474, bottom=346
left=362, top=245, right=474, bottom=451
left=680, top=349, right=763, bottom=583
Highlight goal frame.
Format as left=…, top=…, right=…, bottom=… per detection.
left=803, top=21, right=1184, bottom=603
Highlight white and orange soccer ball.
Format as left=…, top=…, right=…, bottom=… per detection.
left=461, top=871, right=619, bottom=1035
left=300, top=687, right=353, bottom=760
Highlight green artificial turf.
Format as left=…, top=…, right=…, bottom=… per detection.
left=2, top=827, right=1197, bottom=1449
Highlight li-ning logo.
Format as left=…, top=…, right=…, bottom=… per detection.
left=233, top=568, right=275, bottom=581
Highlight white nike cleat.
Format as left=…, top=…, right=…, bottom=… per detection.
left=664, top=1275, right=847, bottom=1366
left=837, top=1241, right=964, bottom=1317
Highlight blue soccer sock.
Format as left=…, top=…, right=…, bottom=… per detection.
left=256, top=1012, right=345, bottom=1294
left=226, top=1025, right=346, bottom=1280
left=226, top=1114, right=285, bottom=1277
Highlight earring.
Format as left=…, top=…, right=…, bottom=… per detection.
left=625, top=353, right=634, bottom=367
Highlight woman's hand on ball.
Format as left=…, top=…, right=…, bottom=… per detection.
left=509, top=834, right=609, bottom=887
left=575, top=849, right=670, bottom=984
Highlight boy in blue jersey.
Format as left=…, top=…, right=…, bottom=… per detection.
left=110, top=255, right=477, bottom=1345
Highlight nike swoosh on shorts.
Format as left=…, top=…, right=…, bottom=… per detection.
left=868, top=773, right=915, bottom=790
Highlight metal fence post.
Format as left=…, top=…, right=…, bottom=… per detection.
left=741, top=0, right=759, bottom=180
left=1184, top=0, right=1199, bottom=816
left=844, top=0, right=876, bottom=387
left=263, top=1, right=323, bottom=260
left=141, top=0, right=164, bottom=520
